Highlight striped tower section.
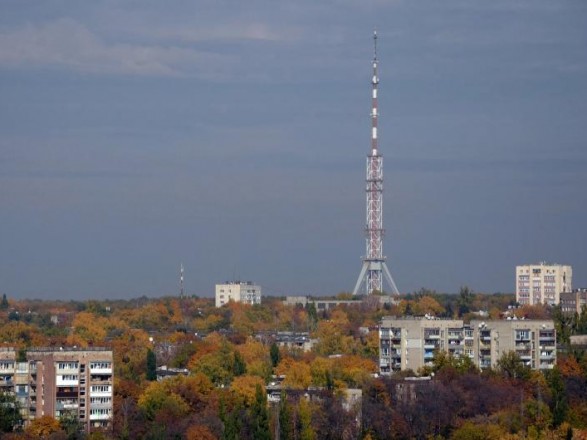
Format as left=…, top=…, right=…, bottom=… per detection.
left=353, top=31, right=399, bottom=296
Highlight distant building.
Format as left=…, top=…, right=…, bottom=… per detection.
left=215, top=281, right=261, bottom=307
left=0, top=347, right=113, bottom=432
left=283, top=295, right=394, bottom=311
left=379, top=317, right=556, bottom=375
left=560, top=289, right=587, bottom=315
left=516, top=263, right=572, bottom=306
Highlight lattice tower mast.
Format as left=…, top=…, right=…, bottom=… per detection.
left=353, top=31, right=399, bottom=296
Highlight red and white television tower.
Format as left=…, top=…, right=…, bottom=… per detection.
left=353, top=31, right=399, bottom=296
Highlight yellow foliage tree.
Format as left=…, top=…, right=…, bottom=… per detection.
left=26, top=415, right=62, bottom=437
left=276, top=358, right=311, bottom=390
left=231, top=375, right=266, bottom=406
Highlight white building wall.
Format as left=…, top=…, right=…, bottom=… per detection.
left=215, top=282, right=261, bottom=307
left=516, top=263, right=572, bottom=305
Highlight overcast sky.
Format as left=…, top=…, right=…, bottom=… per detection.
left=1, top=1, right=586, bottom=299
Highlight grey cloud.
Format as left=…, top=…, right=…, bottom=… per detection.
left=0, top=18, right=230, bottom=77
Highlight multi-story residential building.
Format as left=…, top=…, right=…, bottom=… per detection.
left=560, top=289, right=587, bottom=315
left=215, top=281, right=261, bottom=307
left=0, top=347, right=113, bottom=432
left=379, top=317, right=467, bottom=374
left=379, top=317, right=556, bottom=375
left=471, top=320, right=556, bottom=370
left=516, top=263, right=572, bottom=306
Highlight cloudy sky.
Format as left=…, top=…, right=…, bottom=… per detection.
left=1, top=1, right=586, bottom=299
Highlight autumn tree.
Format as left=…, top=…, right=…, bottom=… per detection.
left=276, top=358, right=311, bottom=390
left=26, top=415, right=62, bottom=437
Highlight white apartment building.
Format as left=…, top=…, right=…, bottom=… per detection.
left=516, top=263, right=572, bottom=305
left=215, top=281, right=262, bottom=307
left=379, top=317, right=556, bottom=375
left=0, top=347, right=113, bottom=432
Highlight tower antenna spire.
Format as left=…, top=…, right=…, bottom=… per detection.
left=353, top=31, right=400, bottom=296
left=180, top=263, right=184, bottom=299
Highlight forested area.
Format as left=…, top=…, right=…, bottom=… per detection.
left=0, top=291, right=586, bottom=439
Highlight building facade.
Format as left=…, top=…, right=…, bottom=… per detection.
left=516, top=263, right=572, bottom=306
left=560, top=289, right=587, bottom=315
left=0, top=347, right=113, bottom=432
left=379, top=317, right=556, bottom=375
left=215, top=281, right=261, bottom=307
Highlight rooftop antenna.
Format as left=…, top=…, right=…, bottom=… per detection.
left=353, top=30, right=400, bottom=296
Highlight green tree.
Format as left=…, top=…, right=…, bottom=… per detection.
left=279, top=391, right=292, bottom=440
left=270, top=343, right=280, bottom=368
left=0, top=294, right=8, bottom=310
left=457, top=285, right=474, bottom=317
left=250, top=385, right=270, bottom=440
left=59, top=409, right=84, bottom=439
left=146, top=349, right=157, bottom=381
left=220, top=398, right=241, bottom=440
left=233, top=351, right=247, bottom=377
left=496, top=351, right=531, bottom=380
left=547, top=367, right=568, bottom=427
left=0, top=391, right=22, bottom=432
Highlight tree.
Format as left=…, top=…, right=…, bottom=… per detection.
left=457, top=286, right=474, bottom=317
left=279, top=391, right=292, bottom=440
left=270, top=343, right=280, bottom=368
left=26, top=415, right=62, bottom=437
left=146, top=349, right=157, bottom=381
left=250, top=384, right=270, bottom=440
left=496, top=351, right=531, bottom=380
left=547, top=367, right=568, bottom=427
left=0, top=391, right=22, bottom=432
left=59, top=409, right=84, bottom=439
left=233, top=351, right=247, bottom=377
left=0, top=294, right=8, bottom=310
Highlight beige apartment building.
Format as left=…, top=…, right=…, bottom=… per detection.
left=215, top=281, right=262, bottom=307
left=516, top=263, right=572, bottom=306
left=471, top=319, right=556, bottom=371
left=379, top=317, right=556, bottom=374
left=0, top=347, right=113, bottom=432
left=379, top=317, right=469, bottom=374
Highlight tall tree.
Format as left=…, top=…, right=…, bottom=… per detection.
left=250, top=385, right=270, bottom=440
left=233, top=351, right=247, bottom=377
left=279, top=391, right=292, bottom=440
left=146, top=349, right=157, bottom=381
left=0, top=294, right=8, bottom=310
left=270, top=343, right=281, bottom=368
left=547, top=367, right=568, bottom=427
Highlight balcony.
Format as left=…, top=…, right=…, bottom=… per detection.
left=90, top=367, right=112, bottom=375
left=89, top=413, right=111, bottom=421
left=56, top=401, right=79, bottom=411
left=56, top=391, right=79, bottom=399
